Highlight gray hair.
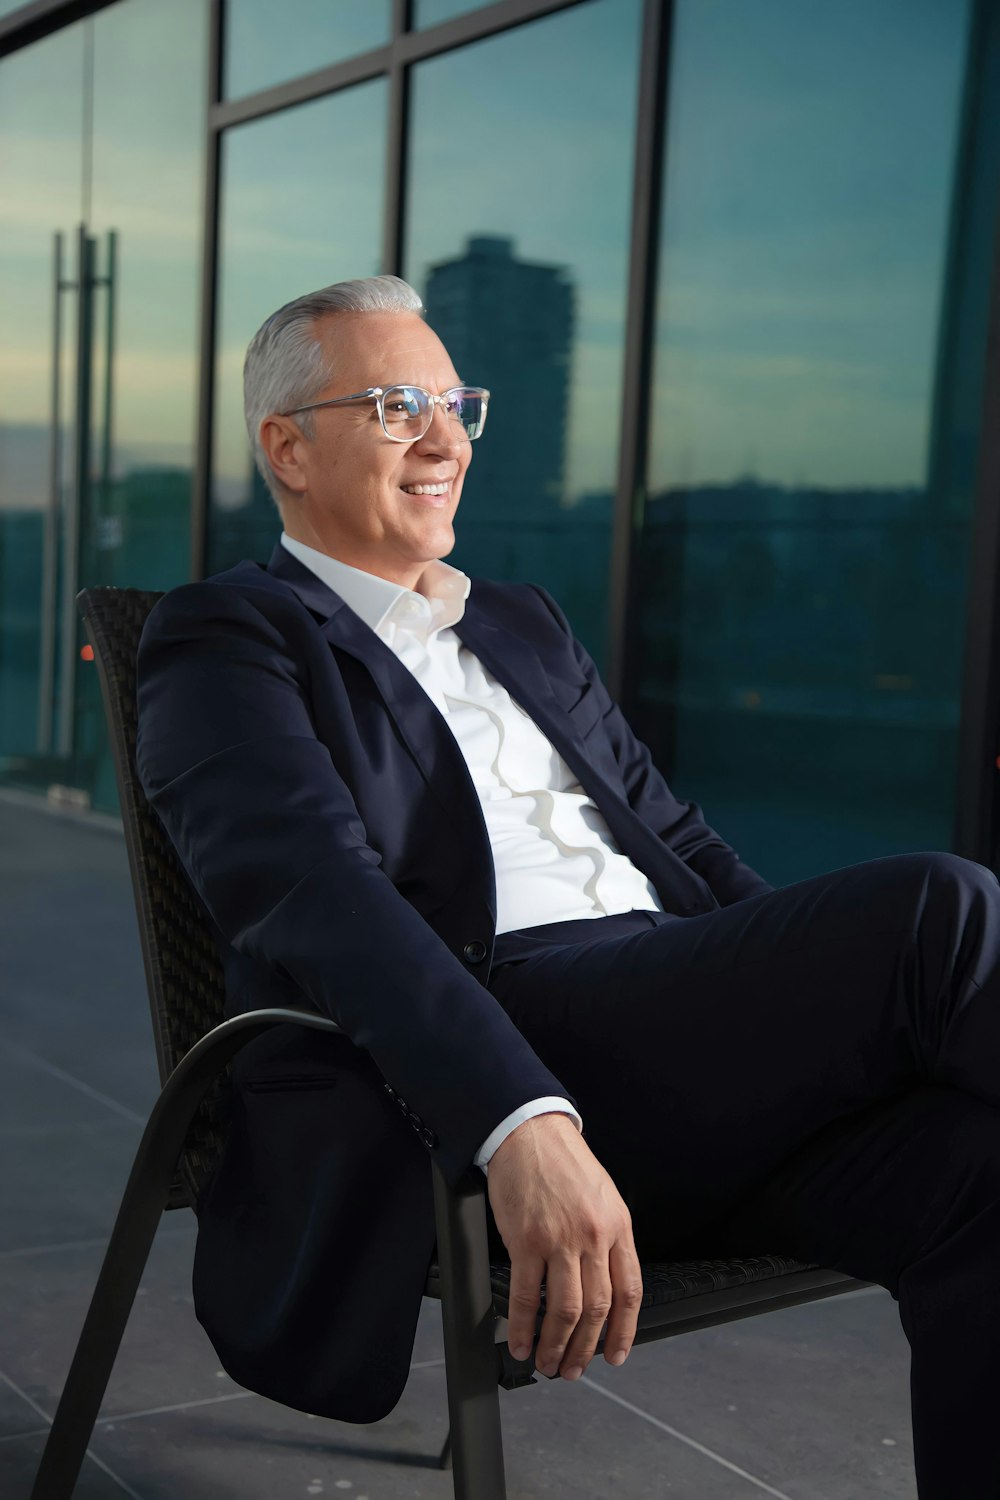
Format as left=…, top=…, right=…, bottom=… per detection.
left=243, top=274, right=424, bottom=502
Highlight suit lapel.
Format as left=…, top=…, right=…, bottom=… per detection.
left=455, top=600, right=602, bottom=800
left=268, top=543, right=606, bottom=808
left=266, top=543, right=484, bottom=822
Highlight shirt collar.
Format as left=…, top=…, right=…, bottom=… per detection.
left=279, top=532, right=470, bottom=638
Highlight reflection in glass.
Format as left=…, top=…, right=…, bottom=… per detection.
left=405, top=0, right=642, bottom=668
left=209, top=82, right=387, bottom=573
left=0, top=0, right=206, bottom=812
left=0, top=25, right=85, bottom=781
left=224, top=0, right=391, bottom=99
left=413, top=0, right=493, bottom=27
left=633, top=0, right=979, bottom=885
left=80, top=0, right=207, bottom=808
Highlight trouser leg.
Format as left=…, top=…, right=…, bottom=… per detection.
left=489, top=851, right=1000, bottom=1497
left=489, top=851, right=1000, bottom=1236
left=716, top=1084, right=1000, bottom=1500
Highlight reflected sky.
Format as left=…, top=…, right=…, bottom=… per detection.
left=412, top=0, right=495, bottom=27
left=650, top=0, right=971, bottom=489
left=213, top=81, right=386, bottom=505
left=0, top=0, right=977, bottom=510
left=224, top=0, right=391, bottom=99
left=406, top=0, right=643, bottom=502
left=0, top=2, right=206, bottom=507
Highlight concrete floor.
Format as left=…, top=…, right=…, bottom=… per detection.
left=0, top=792, right=918, bottom=1499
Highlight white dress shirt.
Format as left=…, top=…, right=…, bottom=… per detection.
left=280, top=533, right=665, bottom=1169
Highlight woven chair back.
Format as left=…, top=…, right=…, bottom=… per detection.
left=77, top=586, right=229, bottom=1206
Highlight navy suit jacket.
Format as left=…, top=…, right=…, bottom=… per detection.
left=135, top=541, right=771, bottom=1421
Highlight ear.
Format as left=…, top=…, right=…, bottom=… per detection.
left=259, top=414, right=309, bottom=496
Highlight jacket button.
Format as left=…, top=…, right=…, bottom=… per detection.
left=410, top=1112, right=423, bottom=1130
left=384, top=1084, right=397, bottom=1099
left=397, top=1097, right=410, bottom=1117
left=420, top=1127, right=438, bottom=1149
left=463, top=939, right=487, bottom=964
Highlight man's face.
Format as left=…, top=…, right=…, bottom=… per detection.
left=275, top=310, right=473, bottom=588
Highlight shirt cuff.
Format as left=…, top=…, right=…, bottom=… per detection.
left=473, top=1097, right=583, bottom=1175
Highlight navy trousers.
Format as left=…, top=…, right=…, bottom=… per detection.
left=488, top=852, right=1000, bottom=1500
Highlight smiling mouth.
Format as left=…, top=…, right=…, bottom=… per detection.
left=401, top=482, right=451, bottom=496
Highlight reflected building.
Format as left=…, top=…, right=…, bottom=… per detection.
left=1, top=0, right=998, bottom=889
left=209, top=464, right=283, bottom=575
left=425, top=235, right=574, bottom=520
left=424, top=235, right=579, bottom=601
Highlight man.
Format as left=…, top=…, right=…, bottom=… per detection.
left=137, top=276, right=1000, bottom=1497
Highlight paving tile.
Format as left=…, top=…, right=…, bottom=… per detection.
left=0, top=1115, right=147, bottom=1252
left=0, top=800, right=157, bottom=1118
left=0, top=799, right=929, bottom=1498
left=0, top=1043, right=140, bottom=1135
left=580, top=1286, right=916, bottom=1499
left=8, top=1359, right=796, bottom=1500
left=0, top=1220, right=218, bottom=1436
left=0, top=1432, right=144, bottom=1500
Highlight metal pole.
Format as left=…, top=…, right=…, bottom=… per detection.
left=382, top=0, right=410, bottom=277
left=190, top=0, right=224, bottom=582
left=37, top=231, right=65, bottom=753
left=607, top=0, right=672, bottom=708
left=99, top=229, right=116, bottom=521
left=57, top=225, right=93, bottom=760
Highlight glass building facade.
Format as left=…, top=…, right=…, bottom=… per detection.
left=1, top=0, right=999, bottom=889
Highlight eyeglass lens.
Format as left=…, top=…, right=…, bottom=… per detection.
left=381, top=386, right=487, bottom=441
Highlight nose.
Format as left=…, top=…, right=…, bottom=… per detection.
left=414, top=399, right=468, bottom=456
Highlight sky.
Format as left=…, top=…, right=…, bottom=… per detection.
left=0, top=0, right=976, bottom=515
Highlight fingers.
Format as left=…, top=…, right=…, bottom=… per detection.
left=554, top=1250, right=612, bottom=1380
left=532, top=1227, right=642, bottom=1380
left=534, top=1252, right=583, bottom=1377
left=506, top=1249, right=546, bottom=1363
left=602, top=1237, right=644, bottom=1367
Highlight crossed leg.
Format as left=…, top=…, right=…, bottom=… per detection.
left=488, top=851, right=1000, bottom=1498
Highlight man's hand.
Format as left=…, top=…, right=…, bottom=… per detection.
left=487, top=1113, right=643, bottom=1380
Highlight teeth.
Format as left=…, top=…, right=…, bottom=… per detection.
left=402, top=482, right=449, bottom=495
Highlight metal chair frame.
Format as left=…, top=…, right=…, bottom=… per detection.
left=30, top=585, right=867, bottom=1500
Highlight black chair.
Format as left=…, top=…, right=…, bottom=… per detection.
left=31, top=585, right=869, bottom=1500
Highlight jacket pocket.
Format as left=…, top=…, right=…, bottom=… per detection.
left=243, top=1074, right=339, bottom=1094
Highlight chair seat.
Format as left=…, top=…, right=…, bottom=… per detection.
left=426, top=1250, right=815, bottom=1312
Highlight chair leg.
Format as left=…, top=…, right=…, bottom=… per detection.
left=431, top=1165, right=507, bottom=1500
left=29, top=1134, right=172, bottom=1497
left=29, top=1009, right=345, bottom=1498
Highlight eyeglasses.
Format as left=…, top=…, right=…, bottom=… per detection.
left=282, top=384, right=490, bottom=443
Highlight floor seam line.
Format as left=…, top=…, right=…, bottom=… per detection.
left=0, top=1040, right=146, bottom=1125
left=0, top=1225, right=195, bottom=1261
left=95, top=1390, right=254, bottom=1425
left=0, top=1359, right=445, bottom=1445
left=579, top=1374, right=796, bottom=1500
left=0, top=1366, right=146, bottom=1499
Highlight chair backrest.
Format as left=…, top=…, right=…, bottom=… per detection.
left=77, top=585, right=229, bottom=1206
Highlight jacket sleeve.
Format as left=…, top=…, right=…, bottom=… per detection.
left=532, top=587, right=774, bottom=906
left=135, top=580, right=573, bottom=1184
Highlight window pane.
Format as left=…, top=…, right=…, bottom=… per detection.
left=633, top=0, right=981, bottom=885
left=0, top=25, right=84, bottom=778
left=80, top=0, right=207, bottom=810
left=405, top=0, right=642, bottom=669
left=210, top=82, right=387, bottom=572
left=89, top=0, right=206, bottom=596
left=224, top=0, right=391, bottom=100
left=412, top=0, right=494, bottom=27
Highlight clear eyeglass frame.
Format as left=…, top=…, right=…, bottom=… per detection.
left=281, top=383, right=491, bottom=442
